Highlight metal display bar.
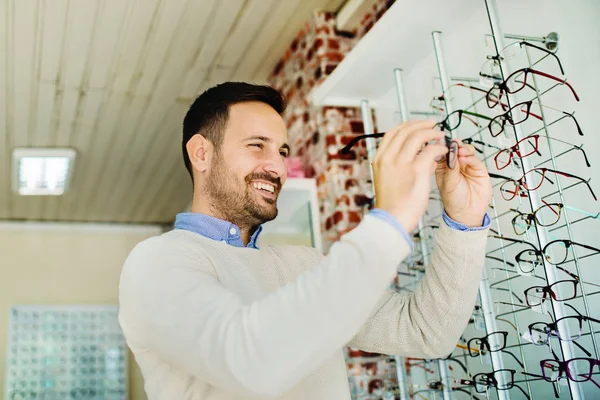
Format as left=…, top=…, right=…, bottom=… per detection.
left=430, top=32, right=458, bottom=400
left=392, top=68, right=413, bottom=400
left=484, top=31, right=559, bottom=51
left=359, top=100, right=377, bottom=190
left=465, top=85, right=533, bottom=399
left=484, top=0, right=584, bottom=398
left=522, top=46, right=600, bottom=361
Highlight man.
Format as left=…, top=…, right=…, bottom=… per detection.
left=119, top=82, right=492, bottom=399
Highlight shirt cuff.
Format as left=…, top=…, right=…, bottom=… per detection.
left=442, top=210, right=491, bottom=231
left=369, top=209, right=414, bottom=251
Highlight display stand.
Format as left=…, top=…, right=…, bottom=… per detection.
left=485, top=0, right=587, bottom=398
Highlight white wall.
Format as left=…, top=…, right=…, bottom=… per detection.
left=372, top=1, right=600, bottom=398
left=0, top=223, right=161, bottom=400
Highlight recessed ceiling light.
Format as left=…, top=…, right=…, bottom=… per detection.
left=12, top=148, right=77, bottom=196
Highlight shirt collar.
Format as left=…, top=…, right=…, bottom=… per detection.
left=174, top=213, right=262, bottom=249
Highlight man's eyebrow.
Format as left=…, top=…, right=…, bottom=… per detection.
left=245, top=136, right=290, bottom=152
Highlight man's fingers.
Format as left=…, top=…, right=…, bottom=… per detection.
left=458, top=144, right=476, bottom=156
left=415, top=143, right=448, bottom=171
left=398, top=129, right=446, bottom=164
left=375, top=120, right=436, bottom=163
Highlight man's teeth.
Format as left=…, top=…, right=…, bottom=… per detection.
left=252, top=182, right=275, bottom=193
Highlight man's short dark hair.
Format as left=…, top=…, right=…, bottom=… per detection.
left=182, top=81, right=287, bottom=182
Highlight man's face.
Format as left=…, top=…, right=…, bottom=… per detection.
left=203, top=101, right=289, bottom=228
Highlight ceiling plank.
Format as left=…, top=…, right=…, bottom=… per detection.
left=178, top=0, right=245, bottom=100
left=111, top=0, right=164, bottom=92
left=232, top=0, right=303, bottom=82
left=69, top=0, right=162, bottom=221
left=88, top=0, right=131, bottom=90
left=145, top=160, right=190, bottom=223
left=101, top=0, right=218, bottom=222
left=10, top=0, right=42, bottom=220
left=215, top=0, right=279, bottom=69
left=84, top=0, right=189, bottom=220
left=129, top=126, right=186, bottom=222
left=56, top=0, right=130, bottom=220
left=123, top=0, right=249, bottom=222
left=42, top=0, right=101, bottom=221
left=251, top=0, right=326, bottom=83
left=131, top=0, right=190, bottom=97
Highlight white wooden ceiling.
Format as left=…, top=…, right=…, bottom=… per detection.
left=0, top=0, right=344, bottom=224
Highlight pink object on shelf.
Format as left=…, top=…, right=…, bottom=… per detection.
left=286, top=156, right=306, bottom=178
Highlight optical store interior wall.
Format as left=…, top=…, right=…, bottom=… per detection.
left=306, top=0, right=599, bottom=399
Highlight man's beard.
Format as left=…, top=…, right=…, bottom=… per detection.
left=203, top=152, right=280, bottom=229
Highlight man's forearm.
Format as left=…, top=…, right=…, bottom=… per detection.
left=348, top=219, right=488, bottom=358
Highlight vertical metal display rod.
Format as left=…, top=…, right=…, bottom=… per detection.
left=360, top=99, right=377, bottom=187
left=523, top=47, right=599, bottom=360
left=392, top=68, right=419, bottom=400
left=432, top=31, right=510, bottom=400
left=430, top=33, right=458, bottom=400
left=360, top=99, right=414, bottom=400
left=466, top=86, right=533, bottom=398
left=484, top=0, right=584, bottom=398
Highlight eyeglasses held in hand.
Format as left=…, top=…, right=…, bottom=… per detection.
left=339, top=131, right=458, bottom=169
left=499, top=167, right=597, bottom=202
left=492, top=235, right=600, bottom=273
left=540, top=357, right=600, bottom=388
left=494, top=134, right=590, bottom=171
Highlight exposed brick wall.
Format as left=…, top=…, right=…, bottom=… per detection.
left=269, top=0, right=394, bottom=251
left=268, top=1, right=398, bottom=398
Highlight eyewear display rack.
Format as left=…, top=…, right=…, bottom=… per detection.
left=351, top=0, right=599, bottom=399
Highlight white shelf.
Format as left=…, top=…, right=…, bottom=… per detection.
left=309, top=0, right=480, bottom=107
left=260, top=178, right=323, bottom=252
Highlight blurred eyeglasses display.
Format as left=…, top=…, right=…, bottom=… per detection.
left=5, top=305, right=128, bottom=400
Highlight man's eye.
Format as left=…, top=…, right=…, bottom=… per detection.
left=249, top=143, right=263, bottom=149
left=280, top=151, right=289, bottom=158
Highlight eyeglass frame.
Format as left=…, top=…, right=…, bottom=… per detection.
left=494, top=133, right=590, bottom=171
left=510, top=202, right=564, bottom=236
left=339, top=131, right=458, bottom=169
left=458, top=369, right=530, bottom=399
left=486, top=67, right=579, bottom=109
left=498, top=167, right=597, bottom=202
left=491, top=234, right=600, bottom=273
left=466, top=331, right=525, bottom=368
left=528, top=312, right=600, bottom=357
left=540, top=357, right=600, bottom=388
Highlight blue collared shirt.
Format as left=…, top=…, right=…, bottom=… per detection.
left=175, top=210, right=491, bottom=251
left=175, top=213, right=263, bottom=249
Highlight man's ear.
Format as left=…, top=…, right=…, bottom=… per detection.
left=186, top=134, right=213, bottom=173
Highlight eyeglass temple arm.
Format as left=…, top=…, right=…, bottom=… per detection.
left=520, top=41, right=565, bottom=75
left=572, top=240, right=600, bottom=254
left=542, top=134, right=589, bottom=165
left=565, top=112, right=584, bottom=136
left=339, top=132, right=385, bottom=154
left=530, top=69, right=580, bottom=101
left=513, top=382, right=531, bottom=400
left=500, top=349, right=525, bottom=368
left=492, top=235, right=539, bottom=250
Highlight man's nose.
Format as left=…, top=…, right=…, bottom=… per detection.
left=263, top=153, right=287, bottom=179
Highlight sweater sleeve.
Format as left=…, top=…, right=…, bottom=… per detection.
left=347, top=218, right=488, bottom=358
left=118, top=215, right=411, bottom=399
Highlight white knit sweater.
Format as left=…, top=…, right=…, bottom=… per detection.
left=118, top=214, right=488, bottom=400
